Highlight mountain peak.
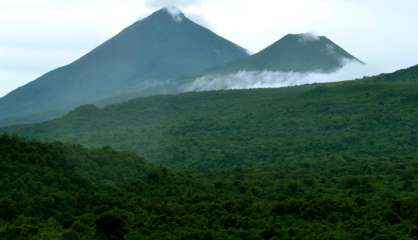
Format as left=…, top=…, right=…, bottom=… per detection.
left=157, top=6, right=185, bottom=22
left=283, top=33, right=324, bottom=43
left=0, top=4, right=249, bottom=125
left=214, top=32, right=363, bottom=74
left=298, top=32, right=322, bottom=42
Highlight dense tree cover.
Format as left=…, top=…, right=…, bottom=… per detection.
left=2, top=65, right=418, bottom=239
left=0, top=135, right=217, bottom=239
left=5, top=65, right=418, bottom=172
left=3, top=135, right=418, bottom=239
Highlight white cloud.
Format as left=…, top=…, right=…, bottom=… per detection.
left=300, top=32, right=320, bottom=42
left=186, top=61, right=381, bottom=91
left=163, top=6, right=184, bottom=22
left=145, top=0, right=201, bottom=8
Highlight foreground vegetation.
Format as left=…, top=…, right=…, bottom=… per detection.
left=3, top=135, right=418, bottom=239
left=2, top=65, right=418, bottom=239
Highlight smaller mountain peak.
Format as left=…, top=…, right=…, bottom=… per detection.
left=161, top=6, right=184, bottom=22
left=299, top=32, right=321, bottom=42
left=282, top=33, right=324, bottom=43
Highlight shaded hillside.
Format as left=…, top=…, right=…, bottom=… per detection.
left=0, top=7, right=248, bottom=126
left=0, top=135, right=162, bottom=219
left=0, top=135, right=219, bottom=240
left=4, top=65, right=418, bottom=173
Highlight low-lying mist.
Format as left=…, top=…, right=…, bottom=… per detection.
left=185, top=61, right=379, bottom=92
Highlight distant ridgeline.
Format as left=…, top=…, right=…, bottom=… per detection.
left=2, top=65, right=418, bottom=239
left=0, top=7, right=362, bottom=126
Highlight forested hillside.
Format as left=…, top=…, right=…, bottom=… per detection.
left=3, top=134, right=418, bottom=239
left=0, top=135, right=229, bottom=239
left=2, top=65, right=418, bottom=239
left=5, top=65, right=418, bottom=172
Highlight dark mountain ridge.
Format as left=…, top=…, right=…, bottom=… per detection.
left=0, top=7, right=248, bottom=126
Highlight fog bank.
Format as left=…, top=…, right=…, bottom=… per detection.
left=186, top=61, right=380, bottom=91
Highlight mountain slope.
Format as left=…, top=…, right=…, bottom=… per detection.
left=0, top=7, right=248, bottom=126
left=3, top=65, right=418, bottom=172
left=213, top=33, right=363, bottom=74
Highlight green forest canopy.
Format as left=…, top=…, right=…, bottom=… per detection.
left=2, top=65, right=418, bottom=239
left=4, top=65, right=418, bottom=173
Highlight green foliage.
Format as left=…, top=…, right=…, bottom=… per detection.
left=5, top=65, right=418, bottom=173
left=2, top=65, right=418, bottom=239
left=95, top=210, right=127, bottom=240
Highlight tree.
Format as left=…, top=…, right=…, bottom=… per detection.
left=95, top=210, right=127, bottom=240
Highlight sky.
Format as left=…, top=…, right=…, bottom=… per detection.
left=1, top=0, right=418, bottom=97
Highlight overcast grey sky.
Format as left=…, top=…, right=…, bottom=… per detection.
left=1, top=0, right=418, bottom=97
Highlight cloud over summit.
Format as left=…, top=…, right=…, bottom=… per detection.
left=145, top=0, right=201, bottom=8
